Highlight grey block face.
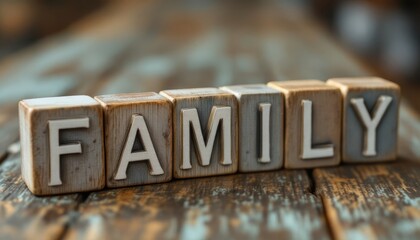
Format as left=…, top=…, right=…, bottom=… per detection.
left=95, top=93, right=173, bottom=188
left=328, top=78, right=400, bottom=163
left=19, top=96, right=105, bottom=195
left=160, top=88, right=238, bottom=178
left=221, top=84, right=284, bottom=172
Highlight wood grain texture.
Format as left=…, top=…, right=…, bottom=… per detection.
left=268, top=80, right=342, bottom=169
left=64, top=170, right=330, bottom=240
left=0, top=152, right=83, bottom=240
left=327, top=77, right=400, bottom=163
left=220, top=84, right=284, bottom=172
left=19, top=96, right=105, bottom=195
left=314, top=161, right=420, bottom=239
left=95, top=93, right=172, bottom=188
left=160, top=88, right=238, bottom=178
left=0, top=0, right=419, bottom=239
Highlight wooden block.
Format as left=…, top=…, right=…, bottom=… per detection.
left=267, top=80, right=342, bottom=169
left=220, top=84, right=284, bottom=172
left=327, top=77, right=400, bottom=163
left=94, top=93, right=172, bottom=188
left=160, top=88, right=238, bottom=178
left=18, top=95, right=105, bottom=195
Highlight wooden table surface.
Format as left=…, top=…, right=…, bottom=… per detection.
left=0, top=1, right=419, bottom=239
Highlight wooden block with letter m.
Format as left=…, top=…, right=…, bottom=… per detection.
left=160, top=88, right=238, bottom=178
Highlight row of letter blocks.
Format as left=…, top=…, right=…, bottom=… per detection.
left=19, top=77, right=400, bottom=195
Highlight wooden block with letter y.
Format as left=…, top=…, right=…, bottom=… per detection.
left=18, top=95, right=105, bottom=195
left=327, top=77, right=400, bottom=163
left=220, top=84, right=284, bottom=172
left=160, top=88, right=238, bottom=178
left=268, top=80, right=342, bottom=169
left=95, top=93, right=172, bottom=188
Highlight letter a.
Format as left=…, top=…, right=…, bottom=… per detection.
left=114, top=115, right=164, bottom=180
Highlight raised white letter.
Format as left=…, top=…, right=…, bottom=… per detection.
left=181, top=106, right=232, bottom=169
left=351, top=95, right=392, bottom=156
left=301, top=100, right=334, bottom=159
left=48, top=118, right=89, bottom=186
left=115, top=115, right=164, bottom=180
left=258, top=103, right=271, bottom=163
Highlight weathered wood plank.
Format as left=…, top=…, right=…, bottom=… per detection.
left=0, top=152, right=83, bottom=240
left=314, top=161, right=420, bottom=239
left=65, top=171, right=329, bottom=240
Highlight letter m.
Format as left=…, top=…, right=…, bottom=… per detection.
left=181, top=106, right=232, bottom=169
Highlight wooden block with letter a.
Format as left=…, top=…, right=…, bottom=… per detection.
left=220, top=84, right=284, bottom=172
left=268, top=80, right=342, bottom=169
left=18, top=96, right=105, bottom=195
left=327, top=77, right=400, bottom=163
left=160, top=88, right=238, bottom=178
left=95, top=93, right=172, bottom=188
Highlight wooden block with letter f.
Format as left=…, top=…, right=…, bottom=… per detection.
left=95, top=93, right=172, bottom=188
left=19, top=96, right=105, bottom=195
left=327, top=77, right=400, bottom=163
left=268, top=80, right=342, bottom=169
left=220, top=84, right=284, bottom=172
left=160, top=88, right=238, bottom=178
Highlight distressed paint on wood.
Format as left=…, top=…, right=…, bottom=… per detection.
left=0, top=152, right=83, bottom=240
left=65, top=171, right=330, bottom=240
left=314, top=161, right=420, bottom=239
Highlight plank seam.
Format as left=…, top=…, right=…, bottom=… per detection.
left=307, top=169, right=336, bottom=240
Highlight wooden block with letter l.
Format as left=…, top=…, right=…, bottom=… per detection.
left=95, top=93, right=172, bottom=188
left=160, top=88, right=238, bottom=178
left=18, top=95, right=105, bottom=195
left=220, top=84, right=284, bottom=172
left=268, top=80, right=342, bottom=169
left=327, top=77, right=400, bottom=163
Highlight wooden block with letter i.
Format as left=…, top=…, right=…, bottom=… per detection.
left=95, top=93, right=172, bottom=188
left=327, top=77, right=400, bottom=163
left=160, top=88, right=238, bottom=178
left=220, top=84, right=284, bottom=172
left=268, top=80, right=342, bottom=169
left=18, top=96, right=105, bottom=195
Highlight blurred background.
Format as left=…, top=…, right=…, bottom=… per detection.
left=0, top=0, right=418, bottom=107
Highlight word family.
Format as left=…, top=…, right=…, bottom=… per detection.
left=19, top=77, right=400, bottom=195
